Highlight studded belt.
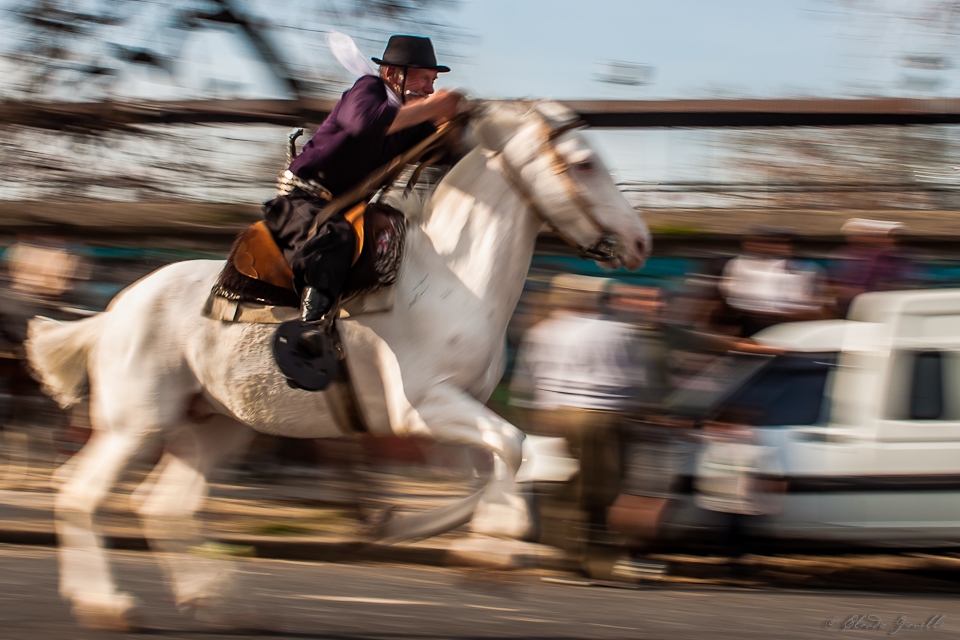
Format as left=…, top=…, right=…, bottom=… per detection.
left=276, top=169, right=333, bottom=201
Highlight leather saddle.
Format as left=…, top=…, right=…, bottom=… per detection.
left=212, top=201, right=406, bottom=309
left=209, top=201, right=406, bottom=394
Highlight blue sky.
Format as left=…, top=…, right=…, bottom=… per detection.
left=1, top=0, right=953, bottom=101
left=55, top=0, right=952, bottom=103
left=445, top=0, right=843, bottom=99
left=430, top=0, right=958, bottom=184
left=438, top=0, right=955, bottom=100
left=2, top=0, right=955, bottom=189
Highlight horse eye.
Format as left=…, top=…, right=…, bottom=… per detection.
left=573, top=159, right=596, bottom=173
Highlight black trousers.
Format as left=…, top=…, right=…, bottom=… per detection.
left=262, top=192, right=355, bottom=307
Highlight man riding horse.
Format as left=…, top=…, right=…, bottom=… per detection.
left=263, top=35, right=462, bottom=334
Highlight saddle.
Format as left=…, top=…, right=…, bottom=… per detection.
left=202, top=200, right=407, bottom=402
left=208, top=200, right=407, bottom=318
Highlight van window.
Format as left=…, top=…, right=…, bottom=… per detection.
left=720, top=355, right=834, bottom=427
left=909, top=351, right=944, bottom=420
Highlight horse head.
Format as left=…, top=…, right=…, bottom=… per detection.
left=470, top=100, right=651, bottom=270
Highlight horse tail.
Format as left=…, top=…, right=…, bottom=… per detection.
left=24, top=314, right=106, bottom=408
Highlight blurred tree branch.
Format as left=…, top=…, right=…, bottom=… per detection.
left=0, top=0, right=457, bottom=201
left=716, top=125, right=960, bottom=211
left=3, top=0, right=457, bottom=101
left=695, top=1, right=960, bottom=212
left=0, top=123, right=288, bottom=202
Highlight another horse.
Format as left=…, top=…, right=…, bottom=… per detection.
left=26, top=101, right=650, bottom=630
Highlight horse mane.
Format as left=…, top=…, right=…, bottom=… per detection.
left=381, top=100, right=581, bottom=223
left=462, top=101, right=528, bottom=153
left=377, top=101, right=524, bottom=220
left=465, top=100, right=581, bottom=152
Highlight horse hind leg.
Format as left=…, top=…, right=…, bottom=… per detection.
left=55, top=428, right=152, bottom=631
left=134, top=415, right=252, bottom=620
left=391, top=385, right=533, bottom=560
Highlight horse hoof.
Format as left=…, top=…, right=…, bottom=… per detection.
left=446, top=536, right=539, bottom=570
left=356, top=505, right=399, bottom=542
left=185, top=598, right=272, bottom=631
left=72, top=596, right=140, bottom=632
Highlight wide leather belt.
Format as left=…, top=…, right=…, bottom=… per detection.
left=276, top=169, right=333, bottom=201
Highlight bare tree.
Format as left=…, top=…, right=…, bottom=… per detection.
left=0, top=0, right=458, bottom=201
left=665, top=1, right=960, bottom=213
left=717, top=125, right=960, bottom=210
left=2, top=0, right=457, bottom=100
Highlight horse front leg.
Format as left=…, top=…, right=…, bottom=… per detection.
left=134, top=415, right=253, bottom=626
left=406, top=385, right=532, bottom=541
left=55, top=429, right=151, bottom=631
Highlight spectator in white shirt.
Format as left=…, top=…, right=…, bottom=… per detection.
left=719, top=227, right=826, bottom=336
left=510, top=274, right=647, bottom=578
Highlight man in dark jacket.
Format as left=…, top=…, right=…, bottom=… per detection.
left=263, top=35, right=461, bottom=323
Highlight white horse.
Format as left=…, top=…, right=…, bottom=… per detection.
left=25, top=101, right=650, bottom=630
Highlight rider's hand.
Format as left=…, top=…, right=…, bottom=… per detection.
left=428, top=90, right=464, bottom=124
left=388, top=90, right=464, bottom=134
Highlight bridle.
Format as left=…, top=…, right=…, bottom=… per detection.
left=485, top=109, right=624, bottom=262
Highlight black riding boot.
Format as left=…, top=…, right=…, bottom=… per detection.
left=300, top=286, right=332, bottom=323
left=273, top=212, right=354, bottom=391
left=297, top=286, right=339, bottom=361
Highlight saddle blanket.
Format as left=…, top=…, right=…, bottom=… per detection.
left=204, top=199, right=406, bottom=324
left=202, top=285, right=396, bottom=324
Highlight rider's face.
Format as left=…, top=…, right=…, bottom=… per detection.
left=402, top=68, right=439, bottom=100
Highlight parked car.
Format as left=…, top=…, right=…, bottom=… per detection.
left=663, top=288, right=960, bottom=548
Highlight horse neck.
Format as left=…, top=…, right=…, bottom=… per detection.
left=421, top=147, right=542, bottom=322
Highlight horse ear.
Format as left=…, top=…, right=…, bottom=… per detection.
left=467, top=104, right=506, bottom=153
left=468, top=101, right=524, bottom=154
left=535, top=100, right=581, bottom=130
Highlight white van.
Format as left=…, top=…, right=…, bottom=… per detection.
left=667, top=289, right=960, bottom=547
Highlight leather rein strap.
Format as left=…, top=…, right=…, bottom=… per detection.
left=307, top=111, right=472, bottom=240
left=487, top=112, right=624, bottom=262
left=300, top=113, right=468, bottom=436
left=326, top=332, right=368, bottom=436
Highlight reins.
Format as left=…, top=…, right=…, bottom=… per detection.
left=306, top=110, right=473, bottom=241
left=483, top=110, right=624, bottom=262
left=299, top=104, right=624, bottom=263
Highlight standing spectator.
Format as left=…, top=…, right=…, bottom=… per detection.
left=719, top=227, right=825, bottom=337
left=606, top=283, right=668, bottom=411
left=509, top=274, right=646, bottom=576
left=830, top=218, right=911, bottom=317
left=694, top=408, right=785, bottom=573
left=607, top=412, right=694, bottom=580
left=0, top=238, right=89, bottom=436
left=602, top=285, right=692, bottom=578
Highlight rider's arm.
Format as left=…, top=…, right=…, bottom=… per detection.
left=387, top=90, right=462, bottom=134
left=337, top=76, right=400, bottom=136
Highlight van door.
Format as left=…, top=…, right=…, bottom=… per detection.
left=796, top=322, right=886, bottom=541
left=870, top=345, right=960, bottom=544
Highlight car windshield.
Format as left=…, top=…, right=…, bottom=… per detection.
left=664, top=353, right=773, bottom=419
left=665, top=352, right=837, bottom=426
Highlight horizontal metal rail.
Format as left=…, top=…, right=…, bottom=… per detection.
left=563, top=98, right=960, bottom=128
left=5, top=97, right=960, bottom=130
left=617, top=181, right=960, bottom=193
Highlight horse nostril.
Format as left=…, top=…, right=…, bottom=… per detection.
left=635, top=238, right=648, bottom=256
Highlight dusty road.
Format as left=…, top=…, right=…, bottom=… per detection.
left=0, top=544, right=957, bottom=639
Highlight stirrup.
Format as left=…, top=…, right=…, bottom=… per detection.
left=274, top=295, right=340, bottom=391
left=272, top=320, right=340, bottom=392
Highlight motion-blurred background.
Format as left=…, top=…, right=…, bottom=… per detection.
left=5, top=0, right=960, bottom=584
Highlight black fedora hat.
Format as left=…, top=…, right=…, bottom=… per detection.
left=372, top=35, right=450, bottom=72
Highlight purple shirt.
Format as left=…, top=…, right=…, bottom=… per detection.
left=830, top=246, right=907, bottom=291
left=289, top=75, right=436, bottom=196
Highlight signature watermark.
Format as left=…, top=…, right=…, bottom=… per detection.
left=825, top=615, right=946, bottom=634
